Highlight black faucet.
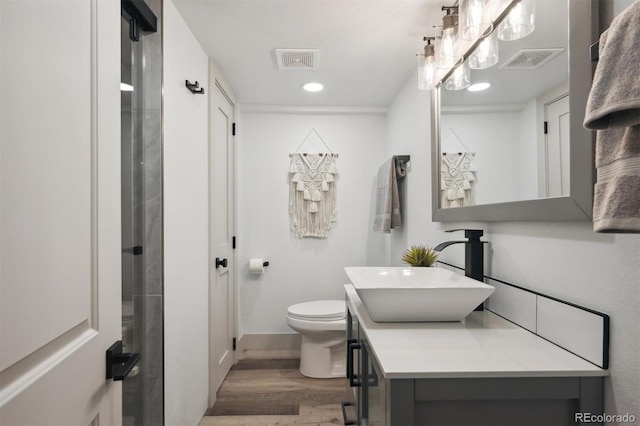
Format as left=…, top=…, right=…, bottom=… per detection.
left=434, top=229, right=487, bottom=311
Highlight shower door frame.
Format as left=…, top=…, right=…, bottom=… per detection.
left=120, top=0, right=164, bottom=424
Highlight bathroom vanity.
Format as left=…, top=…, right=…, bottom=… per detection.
left=343, top=285, right=607, bottom=426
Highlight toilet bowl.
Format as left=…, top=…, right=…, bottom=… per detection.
left=286, top=300, right=347, bottom=379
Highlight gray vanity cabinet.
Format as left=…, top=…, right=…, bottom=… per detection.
left=383, top=376, right=604, bottom=426
left=346, top=312, right=412, bottom=426
left=361, top=339, right=387, bottom=426
left=346, top=308, right=388, bottom=426
left=344, top=308, right=362, bottom=425
left=345, top=306, right=605, bottom=426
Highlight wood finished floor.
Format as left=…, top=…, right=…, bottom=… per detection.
left=199, top=350, right=350, bottom=426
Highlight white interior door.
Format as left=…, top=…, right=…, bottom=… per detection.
left=208, top=81, right=236, bottom=404
left=545, top=94, right=571, bottom=197
left=0, top=0, right=122, bottom=424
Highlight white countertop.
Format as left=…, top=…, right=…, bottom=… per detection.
left=345, top=284, right=608, bottom=379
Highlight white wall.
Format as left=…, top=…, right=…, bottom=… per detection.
left=163, top=1, right=210, bottom=424
left=387, top=68, right=640, bottom=421
left=385, top=73, right=433, bottom=265
left=237, top=109, right=388, bottom=335
left=441, top=110, right=526, bottom=205
left=518, top=99, right=538, bottom=200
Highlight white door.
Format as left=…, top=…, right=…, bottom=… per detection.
left=0, top=1, right=122, bottom=424
left=545, top=94, right=571, bottom=197
left=208, top=81, right=236, bottom=403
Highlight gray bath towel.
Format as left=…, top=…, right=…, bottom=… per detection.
left=584, top=1, right=640, bottom=233
left=373, top=157, right=405, bottom=233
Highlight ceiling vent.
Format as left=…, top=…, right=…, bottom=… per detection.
left=275, top=48, right=319, bottom=70
left=500, top=48, right=565, bottom=70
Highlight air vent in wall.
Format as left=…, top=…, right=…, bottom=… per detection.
left=275, top=48, right=319, bottom=70
left=500, top=48, right=565, bottom=70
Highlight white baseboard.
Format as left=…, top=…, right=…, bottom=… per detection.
left=236, top=333, right=301, bottom=353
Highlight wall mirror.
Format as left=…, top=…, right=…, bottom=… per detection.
left=431, top=0, right=598, bottom=222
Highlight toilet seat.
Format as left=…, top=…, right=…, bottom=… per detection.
left=287, top=300, right=345, bottom=322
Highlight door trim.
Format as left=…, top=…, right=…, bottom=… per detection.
left=214, top=77, right=237, bottom=363
left=207, top=72, right=238, bottom=406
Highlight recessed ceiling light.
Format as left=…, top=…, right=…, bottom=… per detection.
left=468, top=82, right=491, bottom=92
left=302, top=82, right=324, bottom=92
left=120, top=82, right=134, bottom=92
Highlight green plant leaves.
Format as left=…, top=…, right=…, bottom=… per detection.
left=401, top=245, right=438, bottom=267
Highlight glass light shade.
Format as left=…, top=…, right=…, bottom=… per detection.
left=469, top=32, right=499, bottom=69
left=459, top=0, right=492, bottom=41
left=445, top=60, right=470, bottom=91
left=498, top=0, right=535, bottom=41
left=490, top=0, right=512, bottom=21
left=418, top=44, right=436, bottom=91
left=435, top=12, right=461, bottom=69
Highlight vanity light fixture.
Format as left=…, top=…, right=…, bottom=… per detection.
left=444, top=60, right=470, bottom=91
left=467, top=82, right=491, bottom=91
left=418, top=37, right=437, bottom=91
left=302, top=82, right=324, bottom=92
left=435, top=6, right=460, bottom=69
left=469, top=30, right=499, bottom=69
left=120, top=83, right=134, bottom=92
left=498, top=0, right=535, bottom=41
left=459, top=0, right=492, bottom=41
left=418, top=0, right=535, bottom=90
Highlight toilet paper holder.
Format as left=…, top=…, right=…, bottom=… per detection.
left=249, top=258, right=270, bottom=274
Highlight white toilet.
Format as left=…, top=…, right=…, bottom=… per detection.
left=286, top=300, right=347, bottom=379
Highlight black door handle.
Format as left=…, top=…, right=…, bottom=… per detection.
left=106, top=340, right=141, bottom=381
left=346, top=338, right=356, bottom=381
left=215, top=257, right=228, bottom=268
left=347, top=341, right=361, bottom=387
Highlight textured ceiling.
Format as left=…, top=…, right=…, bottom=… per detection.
left=172, top=0, right=443, bottom=106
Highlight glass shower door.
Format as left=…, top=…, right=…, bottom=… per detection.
left=121, top=0, right=163, bottom=423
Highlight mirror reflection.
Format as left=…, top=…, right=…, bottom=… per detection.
left=438, top=0, right=570, bottom=208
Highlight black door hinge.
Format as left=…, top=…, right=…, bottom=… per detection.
left=543, top=121, right=548, bottom=134
left=122, top=0, right=158, bottom=42
left=232, top=236, right=236, bottom=249
left=122, top=246, right=143, bottom=255
left=232, top=123, right=236, bottom=136
left=232, top=337, right=237, bottom=351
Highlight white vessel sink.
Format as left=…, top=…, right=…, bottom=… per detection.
left=344, top=267, right=494, bottom=322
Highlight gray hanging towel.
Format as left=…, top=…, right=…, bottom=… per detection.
left=373, top=157, right=404, bottom=233
left=584, top=1, right=640, bottom=233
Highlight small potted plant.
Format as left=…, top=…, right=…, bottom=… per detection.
left=402, top=245, right=438, bottom=267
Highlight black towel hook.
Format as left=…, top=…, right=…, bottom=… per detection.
left=185, top=80, right=205, bottom=94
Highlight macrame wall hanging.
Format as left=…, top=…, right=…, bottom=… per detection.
left=441, top=152, right=476, bottom=208
left=289, top=129, right=338, bottom=238
left=440, top=128, right=476, bottom=208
